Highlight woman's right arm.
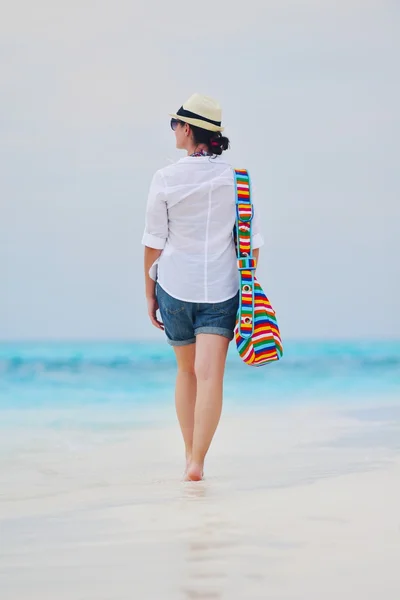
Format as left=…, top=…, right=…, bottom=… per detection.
left=253, top=247, right=260, bottom=268
left=251, top=182, right=264, bottom=267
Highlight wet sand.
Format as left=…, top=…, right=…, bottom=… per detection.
left=1, top=403, right=400, bottom=599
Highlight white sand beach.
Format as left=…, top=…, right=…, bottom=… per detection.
left=1, top=403, right=400, bottom=599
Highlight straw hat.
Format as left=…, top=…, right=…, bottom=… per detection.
left=169, top=93, right=224, bottom=132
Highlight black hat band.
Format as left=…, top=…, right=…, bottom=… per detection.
left=176, top=106, right=221, bottom=127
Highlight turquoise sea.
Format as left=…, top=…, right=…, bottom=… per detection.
left=1, top=341, right=399, bottom=430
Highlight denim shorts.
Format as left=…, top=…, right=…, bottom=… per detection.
left=156, top=283, right=239, bottom=347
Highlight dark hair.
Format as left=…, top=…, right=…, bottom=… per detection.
left=178, top=120, right=230, bottom=156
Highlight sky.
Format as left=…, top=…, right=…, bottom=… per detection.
left=1, top=0, right=399, bottom=340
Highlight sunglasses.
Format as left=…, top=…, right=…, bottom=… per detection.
left=170, top=118, right=181, bottom=131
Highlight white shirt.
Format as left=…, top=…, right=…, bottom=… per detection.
left=142, top=155, right=264, bottom=303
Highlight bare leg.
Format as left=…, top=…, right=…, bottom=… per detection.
left=173, top=344, right=196, bottom=468
left=186, top=334, right=230, bottom=481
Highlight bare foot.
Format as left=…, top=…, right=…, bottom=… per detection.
left=185, top=462, right=204, bottom=482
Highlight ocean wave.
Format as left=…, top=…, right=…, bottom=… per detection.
left=1, top=351, right=399, bottom=375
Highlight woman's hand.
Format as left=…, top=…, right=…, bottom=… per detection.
left=147, top=296, right=164, bottom=330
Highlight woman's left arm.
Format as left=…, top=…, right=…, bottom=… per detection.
left=142, top=170, right=168, bottom=330
left=144, top=247, right=162, bottom=299
left=144, top=246, right=164, bottom=330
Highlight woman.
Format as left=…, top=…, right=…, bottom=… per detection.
left=142, top=93, right=264, bottom=481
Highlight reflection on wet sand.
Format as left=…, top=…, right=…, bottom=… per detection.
left=181, top=488, right=231, bottom=600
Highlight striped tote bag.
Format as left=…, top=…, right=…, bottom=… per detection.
left=233, top=168, right=283, bottom=366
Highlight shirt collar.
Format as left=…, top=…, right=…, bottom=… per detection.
left=177, top=155, right=230, bottom=165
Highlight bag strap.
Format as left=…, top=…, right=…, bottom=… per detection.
left=233, top=168, right=256, bottom=339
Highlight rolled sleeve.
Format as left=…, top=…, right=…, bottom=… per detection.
left=141, top=231, right=166, bottom=249
left=142, top=170, right=168, bottom=249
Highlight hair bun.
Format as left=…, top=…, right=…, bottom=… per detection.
left=189, top=124, right=230, bottom=156
left=209, top=134, right=230, bottom=155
